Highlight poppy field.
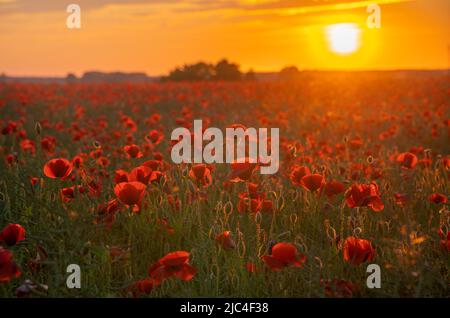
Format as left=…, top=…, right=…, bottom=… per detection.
left=0, top=71, right=449, bottom=298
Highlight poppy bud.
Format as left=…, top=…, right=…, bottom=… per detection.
left=35, top=122, right=42, bottom=136
left=93, top=140, right=101, bottom=149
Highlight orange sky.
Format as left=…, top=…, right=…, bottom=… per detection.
left=0, top=0, right=448, bottom=76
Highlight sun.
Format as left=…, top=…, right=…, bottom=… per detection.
left=325, top=23, right=361, bottom=55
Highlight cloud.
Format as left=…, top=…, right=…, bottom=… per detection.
left=0, top=0, right=413, bottom=16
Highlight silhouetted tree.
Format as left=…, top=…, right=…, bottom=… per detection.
left=214, top=59, right=241, bottom=81
left=66, top=73, right=78, bottom=82
left=164, top=62, right=215, bottom=81
left=279, top=66, right=301, bottom=81
left=162, top=59, right=243, bottom=82
left=244, top=69, right=256, bottom=81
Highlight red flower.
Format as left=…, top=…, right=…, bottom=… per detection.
left=345, top=182, right=384, bottom=212
left=129, top=166, right=153, bottom=185
left=324, top=180, right=345, bottom=197
left=95, top=199, right=122, bottom=229
left=0, top=247, right=21, bottom=283
left=246, top=262, right=256, bottom=273
left=229, top=160, right=257, bottom=182
left=396, top=152, right=418, bottom=170
left=114, top=169, right=129, bottom=184
left=323, top=278, right=359, bottom=297
left=127, top=278, right=153, bottom=298
left=147, top=130, right=164, bottom=145
left=148, top=251, right=196, bottom=285
left=215, top=231, right=236, bottom=250
left=301, top=174, right=325, bottom=192
left=114, top=182, right=146, bottom=212
left=0, top=224, right=26, bottom=246
left=428, top=193, right=447, bottom=204
left=124, top=144, right=143, bottom=158
left=290, top=165, right=311, bottom=186
left=142, top=160, right=161, bottom=171
left=60, top=186, right=77, bottom=202
left=189, top=164, right=212, bottom=187
left=40, top=136, right=56, bottom=153
left=261, top=242, right=306, bottom=271
left=394, top=193, right=410, bottom=207
left=438, top=228, right=450, bottom=253
left=343, top=236, right=375, bottom=266
left=43, top=158, right=73, bottom=179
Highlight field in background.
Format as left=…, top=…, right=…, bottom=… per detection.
left=0, top=71, right=449, bottom=297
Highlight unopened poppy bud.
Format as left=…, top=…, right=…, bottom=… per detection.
left=35, top=122, right=42, bottom=136
left=254, top=212, right=262, bottom=224
left=353, top=227, right=362, bottom=236
left=0, top=192, right=5, bottom=201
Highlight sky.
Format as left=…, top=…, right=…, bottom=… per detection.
left=0, top=0, right=448, bottom=76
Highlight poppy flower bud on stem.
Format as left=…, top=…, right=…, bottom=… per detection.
left=93, top=140, right=101, bottom=149
left=35, top=122, right=42, bottom=136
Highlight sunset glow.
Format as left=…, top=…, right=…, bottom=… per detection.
left=0, top=0, right=448, bottom=75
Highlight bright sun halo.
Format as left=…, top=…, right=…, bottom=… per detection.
left=326, top=23, right=361, bottom=55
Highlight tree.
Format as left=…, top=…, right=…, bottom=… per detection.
left=214, top=59, right=241, bottom=81
left=279, top=66, right=301, bottom=81
left=163, top=59, right=243, bottom=82
left=244, top=69, right=256, bottom=81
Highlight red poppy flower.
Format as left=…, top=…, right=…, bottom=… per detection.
left=246, top=262, right=256, bottom=273
left=114, top=182, right=146, bottom=212
left=95, top=199, right=122, bottom=229
left=142, top=160, right=161, bottom=171
left=345, top=182, right=384, bottom=212
left=129, top=166, right=153, bottom=185
left=71, top=155, right=83, bottom=169
left=324, top=180, right=345, bottom=197
left=0, top=224, right=26, bottom=246
left=43, top=158, right=73, bottom=179
left=215, top=231, right=236, bottom=250
left=394, top=193, right=410, bottom=207
left=60, top=186, right=77, bottom=202
left=261, top=242, right=306, bottom=271
left=147, top=129, right=164, bottom=145
left=290, top=165, right=311, bottom=186
left=396, top=152, right=418, bottom=170
left=348, top=137, right=363, bottom=151
left=0, top=247, right=21, bottom=283
left=343, top=236, right=375, bottom=266
left=428, top=193, right=447, bottom=204
left=40, top=136, right=56, bottom=154
left=148, top=251, right=196, bottom=285
left=127, top=278, right=153, bottom=298
left=323, top=278, right=359, bottom=297
left=301, top=174, right=325, bottom=192
left=114, top=169, right=129, bottom=184
left=124, top=144, right=143, bottom=159
left=229, top=160, right=257, bottom=182
left=20, top=139, right=35, bottom=155
left=189, top=164, right=212, bottom=187
left=150, top=170, right=165, bottom=184
left=438, top=228, right=450, bottom=253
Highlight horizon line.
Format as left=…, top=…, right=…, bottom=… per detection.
left=2, top=67, right=449, bottom=79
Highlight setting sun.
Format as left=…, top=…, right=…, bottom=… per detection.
left=326, top=23, right=361, bottom=55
